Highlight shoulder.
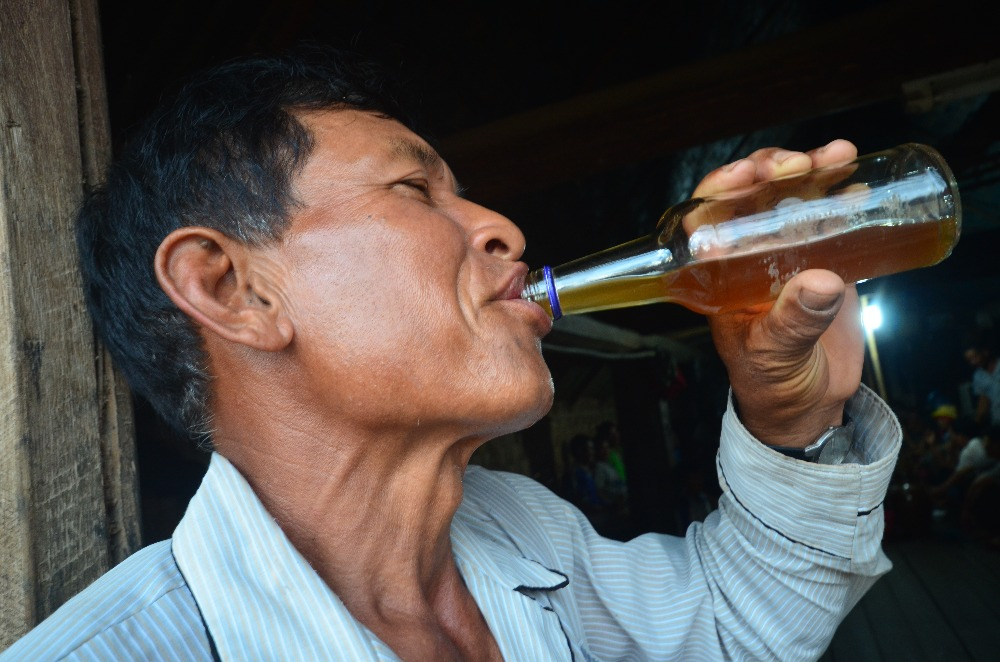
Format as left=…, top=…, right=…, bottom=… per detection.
left=2, top=540, right=212, bottom=660
left=461, top=466, right=586, bottom=548
left=973, top=369, right=992, bottom=389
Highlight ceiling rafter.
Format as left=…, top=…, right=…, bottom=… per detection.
left=438, top=2, right=1000, bottom=205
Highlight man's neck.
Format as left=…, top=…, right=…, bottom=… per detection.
left=209, top=409, right=501, bottom=660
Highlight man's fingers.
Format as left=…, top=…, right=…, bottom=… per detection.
left=806, top=139, right=858, bottom=168
left=691, top=148, right=816, bottom=199
left=690, top=158, right=756, bottom=198
left=691, top=141, right=864, bottom=446
left=764, top=269, right=846, bottom=356
left=751, top=148, right=812, bottom=180
left=693, top=140, right=860, bottom=199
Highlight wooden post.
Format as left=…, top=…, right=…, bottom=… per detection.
left=0, top=0, right=140, bottom=649
left=860, top=294, right=890, bottom=404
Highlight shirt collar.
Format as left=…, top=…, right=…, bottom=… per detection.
left=173, top=453, right=570, bottom=660
left=452, top=499, right=568, bottom=594
left=173, top=453, right=395, bottom=660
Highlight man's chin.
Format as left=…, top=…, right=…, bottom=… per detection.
left=503, top=378, right=555, bottom=435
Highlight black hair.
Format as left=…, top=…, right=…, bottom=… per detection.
left=76, top=43, right=418, bottom=443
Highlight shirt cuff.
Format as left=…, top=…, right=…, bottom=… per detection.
left=717, top=384, right=901, bottom=561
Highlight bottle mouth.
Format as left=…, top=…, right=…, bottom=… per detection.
left=542, top=265, right=562, bottom=320
left=521, top=265, right=563, bottom=320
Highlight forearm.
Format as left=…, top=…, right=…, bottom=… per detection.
left=720, top=384, right=899, bottom=557
left=706, top=384, right=900, bottom=656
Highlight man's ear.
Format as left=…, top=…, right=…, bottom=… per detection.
left=154, top=227, right=293, bottom=352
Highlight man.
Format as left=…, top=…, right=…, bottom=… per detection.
left=964, top=331, right=1000, bottom=426
left=594, top=420, right=627, bottom=487
left=962, top=425, right=1000, bottom=547
left=3, top=45, right=900, bottom=660
left=930, top=417, right=994, bottom=509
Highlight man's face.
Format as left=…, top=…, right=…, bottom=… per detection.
left=267, top=109, right=554, bottom=439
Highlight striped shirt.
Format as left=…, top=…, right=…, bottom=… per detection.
left=2, top=385, right=899, bottom=661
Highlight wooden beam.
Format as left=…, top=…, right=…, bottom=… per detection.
left=545, top=315, right=701, bottom=363
left=69, top=0, right=141, bottom=569
left=0, top=0, right=139, bottom=648
left=439, top=2, right=1000, bottom=204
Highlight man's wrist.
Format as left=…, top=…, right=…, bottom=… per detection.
left=764, top=413, right=855, bottom=464
left=732, top=396, right=847, bottom=449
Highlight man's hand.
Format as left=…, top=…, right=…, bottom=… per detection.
left=694, top=140, right=864, bottom=448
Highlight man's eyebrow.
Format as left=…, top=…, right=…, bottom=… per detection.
left=389, top=137, right=466, bottom=196
left=390, top=137, right=442, bottom=171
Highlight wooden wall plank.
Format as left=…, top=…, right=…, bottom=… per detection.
left=0, top=0, right=139, bottom=648
left=69, top=0, right=141, bottom=567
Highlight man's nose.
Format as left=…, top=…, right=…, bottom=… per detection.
left=462, top=200, right=527, bottom=261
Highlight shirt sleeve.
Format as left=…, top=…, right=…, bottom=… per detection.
left=494, top=383, right=900, bottom=661
left=718, top=382, right=900, bottom=565
left=955, top=439, right=988, bottom=473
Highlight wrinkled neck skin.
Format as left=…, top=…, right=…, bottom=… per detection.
left=206, top=343, right=506, bottom=661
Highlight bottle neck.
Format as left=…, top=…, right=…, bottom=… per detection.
left=522, top=265, right=561, bottom=319
left=521, top=233, right=676, bottom=319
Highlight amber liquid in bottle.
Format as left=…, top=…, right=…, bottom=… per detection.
left=543, top=216, right=959, bottom=317
left=523, top=143, right=962, bottom=319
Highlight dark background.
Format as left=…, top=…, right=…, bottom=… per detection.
left=93, top=0, right=1000, bottom=538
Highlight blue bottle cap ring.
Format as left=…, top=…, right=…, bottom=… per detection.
left=543, top=265, right=562, bottom=320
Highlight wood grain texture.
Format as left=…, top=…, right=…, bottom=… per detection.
left=69, top=0, right=141, bottom=567
left=1, top=0, right=139, bottom=648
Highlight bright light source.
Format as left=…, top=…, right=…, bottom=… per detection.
left=863, top=303, right=883, bottom=331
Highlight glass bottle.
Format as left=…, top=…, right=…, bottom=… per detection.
left=522, top=143, right=961, bottom=319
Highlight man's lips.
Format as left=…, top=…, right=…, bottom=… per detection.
left=495, top=262, right=553, bottom=335
left=498, top=262, right=529, bottom=301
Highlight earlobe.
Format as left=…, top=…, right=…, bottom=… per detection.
left=154, top=227, right=293, bottom=351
